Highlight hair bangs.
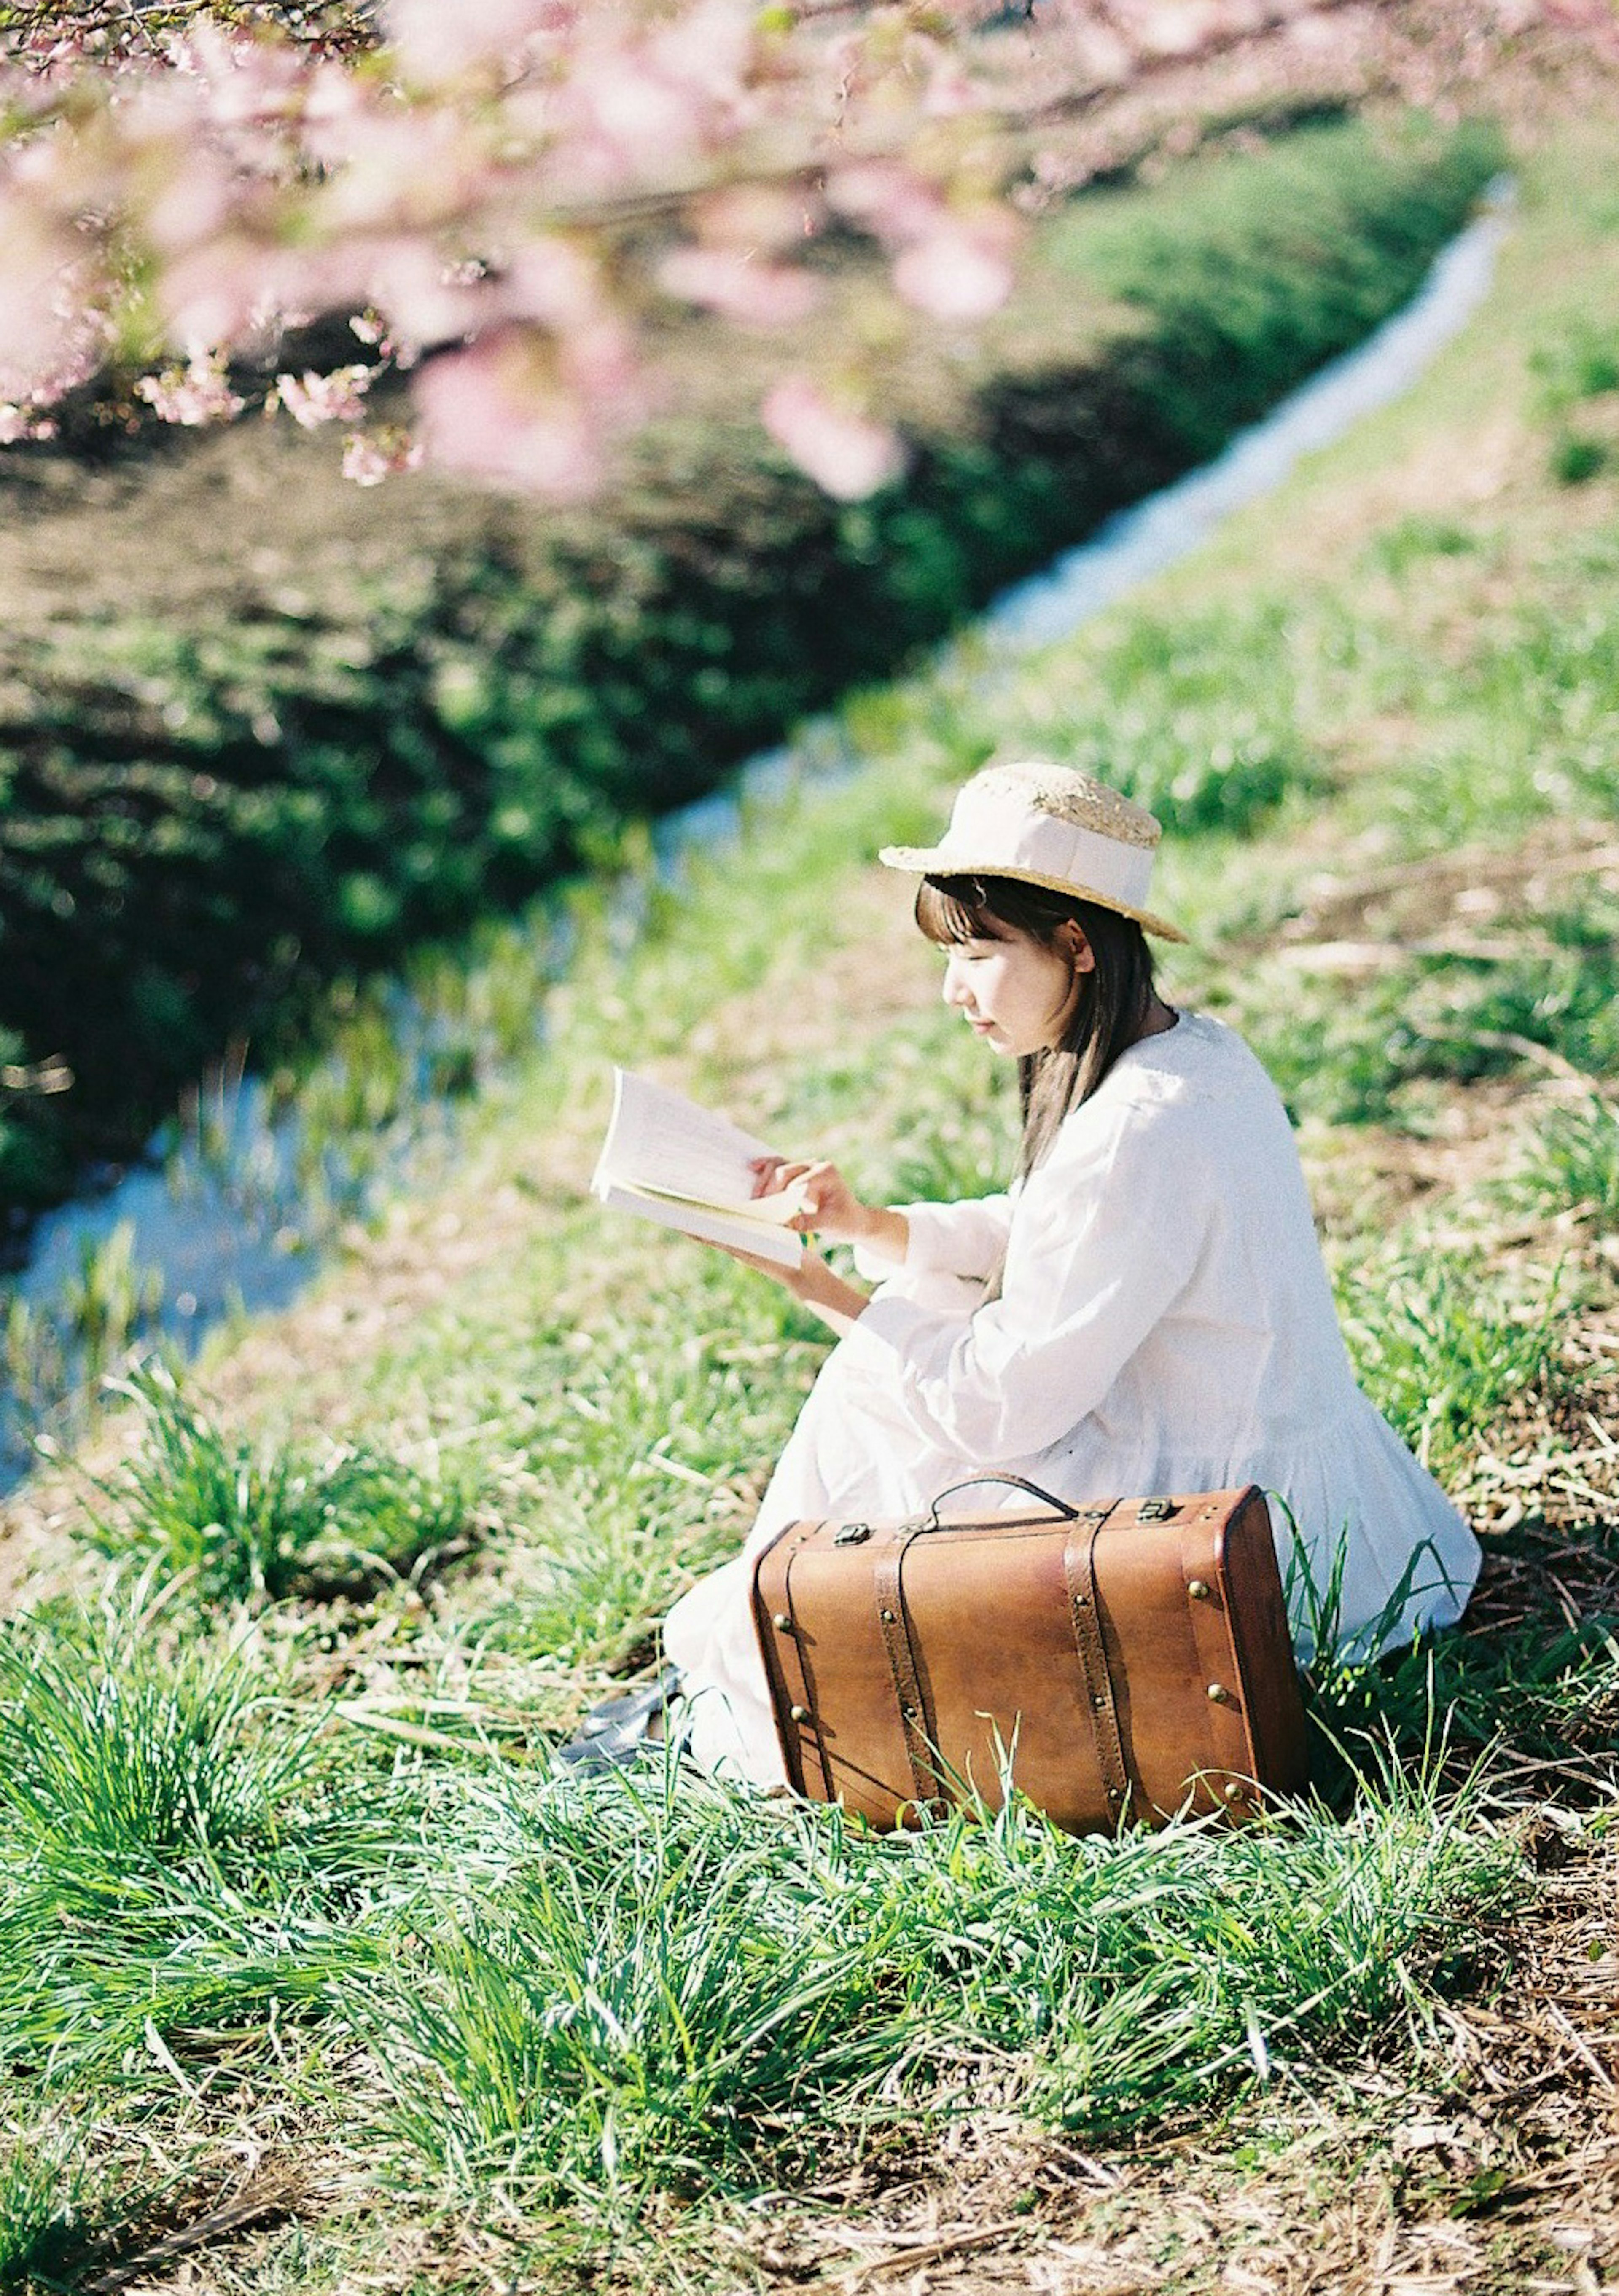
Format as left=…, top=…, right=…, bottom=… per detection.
left=914, top=874, right=999, bottom=947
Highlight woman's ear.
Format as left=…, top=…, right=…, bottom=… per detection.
left=1060, top=919, right=1097, bottom=974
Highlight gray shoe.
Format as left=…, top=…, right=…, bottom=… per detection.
left=555, top=1666, right=682, bottom=1773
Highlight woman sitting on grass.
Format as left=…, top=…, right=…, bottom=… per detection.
left=613, top=760, right=1480, bottom=1781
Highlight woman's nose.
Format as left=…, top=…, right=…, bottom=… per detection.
left=941, top=955, right=970, bottom=1009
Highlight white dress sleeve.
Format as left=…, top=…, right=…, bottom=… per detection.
left=851, top=1193, right=1014, bottom=1284
left=837, top=1099, right=1211, bottom=1464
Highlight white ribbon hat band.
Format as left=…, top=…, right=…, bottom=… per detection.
left=878, top=760, right=1186, bottom=942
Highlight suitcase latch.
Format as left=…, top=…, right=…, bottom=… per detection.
left=835, top=1522, right=872, bottom=1546
left=1139, top=1498, right=1179, bottom=1523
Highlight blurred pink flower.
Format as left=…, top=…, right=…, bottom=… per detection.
left=761, top=375, right=904, bottom=500
left=921, top=50, right=982, bottom=118
left=559, top=51, right=707, bottom=193
left=0, top=203, right=90, bottom=402
left=385, top=0, right=573, bottom=84
left=342, top=427, right=425, bottom=485
left=694, top=183, right=816, bottom=256
left=0, top=403, right=58, bottom=443
left=159, top=235, right=274, bottom=350
left=142, top=149, right=238, bottom=258
left=893, top=220, right=1016, bottom=324
left=501, top=236, right=602, bottom=331
left=645, top=0, right=754, bottom=113
left=362, top=237, right=500, bottom=352
left=657, top=244, right=819, bottom=327
left=312, top=106, right=492, bottom=233
left=1111, top=0, right=1222, bottom=59
left=175, top=23, right=312, bottom=129
left=826, top=161, right=943, bottom=250
left=413, top=324, right=604, bottom=497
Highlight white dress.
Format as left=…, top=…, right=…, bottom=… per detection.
left=663, top=1012, right=1481, bottom=1784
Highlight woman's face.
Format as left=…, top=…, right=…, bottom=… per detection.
left=939, top=918, right=1087, bottom=1057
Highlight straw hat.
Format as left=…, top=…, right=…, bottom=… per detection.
left=879, top=759, right=1186, bottom=943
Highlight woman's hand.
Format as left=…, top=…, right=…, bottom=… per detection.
left=750, top=1158, right=909, bottom=1264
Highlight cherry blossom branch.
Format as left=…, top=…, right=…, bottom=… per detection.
left=0, top=0, right=1598, bottom=498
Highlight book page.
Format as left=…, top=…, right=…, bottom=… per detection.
left=592, top=1069, right=802, bottom=1215
left=595, top=1180, right=804, bottom=1267
left=634, top=1180, right=805, bottom=1228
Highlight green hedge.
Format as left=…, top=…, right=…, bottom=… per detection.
left=0, top=113, right=1502, bottom=1212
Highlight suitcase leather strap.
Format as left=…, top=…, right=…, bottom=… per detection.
left=874, top=1537, right=942, bottom=1813
left=781, top=1534, right=838, bottom=1803
left=1062, top=1520, right=1132, bottom=1815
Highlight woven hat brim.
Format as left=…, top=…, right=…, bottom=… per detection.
left=878, top=845, right=1188, bottom=944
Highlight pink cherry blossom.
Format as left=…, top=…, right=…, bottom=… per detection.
left=0, top=403, right=56, bottom=443
left=357, top=239, right=499, bottom=356
left=826, top=161, right=944, bottom=251
left=275, top=362, right=373, bottom=426
left=413, top=324, right=604, bottom=497
left=657, top=245, right=820, bottom=327
left=500, top=236, right=603, bottom=331
left=384, top=0, right=574, bottom=86
left=893, top=219, right=1017, bottom=325
left=309, top=105, right=492, bottom=234
left=0, top=202, right=93, bottom=402
left=557, top=48, right=710, bottom=194
left=135, top=349, right=246, bottom=425
left=342, top=426, right=425, bottom=485
left=761, top=374, right=904, bottom=500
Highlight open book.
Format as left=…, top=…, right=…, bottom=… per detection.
left=590, top=1068, right=808, bottom=1268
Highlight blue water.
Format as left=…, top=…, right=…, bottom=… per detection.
left=0, top=187, right=1513, bottom=1490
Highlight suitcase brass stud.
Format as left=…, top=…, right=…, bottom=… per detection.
left=1207, top=1683, right=1232, bottom=1704
left=772, top=1613, right=792, bottom=1632
left=880, top=1607, right=896, bottom=1623
left=1224, top=1781, right=1248, bottom=1802
left=1072, top=1592, right=1091, bottom=1609
left=835, top=1523, right=872, bottom=1546
left=1091, top=1692, right=1108, bottom=1710
left=1188, top=1579, right=1211, bottom=1601
left=789, top=1704, right=812, bottom=1723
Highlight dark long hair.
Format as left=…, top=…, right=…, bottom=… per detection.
left=915, top=872, right=1159, bottom=1184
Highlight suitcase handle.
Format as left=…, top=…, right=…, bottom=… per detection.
left=923, top=1474, right=1079, bottom=1531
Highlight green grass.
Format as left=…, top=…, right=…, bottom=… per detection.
left=1510, top=1095, right=1619, bottom=1223
left=347, top=1755, right=1519, bottom=2212
left=77, top=1359, right=478, bottom=1606
left=0, top=2122, right=96, bottom=2291
left=1334, top=1249, right=1574, bottom=1480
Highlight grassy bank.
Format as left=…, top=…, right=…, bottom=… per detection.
left=4, top=113, right=1619, bottom=2296
left=0, top=111, right=1501, bottom=1211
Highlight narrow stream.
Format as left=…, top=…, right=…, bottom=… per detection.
left=0, top=185, right=1512, bottom=1493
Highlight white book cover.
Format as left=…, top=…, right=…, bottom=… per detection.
left=590, top=1068, right=807, bottom=1268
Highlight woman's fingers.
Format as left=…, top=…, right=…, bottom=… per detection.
left=784, top=1161, right=836, bottom=1229
left=750, top=1155, right=814, bottom=1200
left=750, top=1157, right=870, bottom=1240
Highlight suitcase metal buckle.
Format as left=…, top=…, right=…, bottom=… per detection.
left=1139, top=1498, right=1179, bottom=1523
left=835, top=1522, right=872, bottom=1546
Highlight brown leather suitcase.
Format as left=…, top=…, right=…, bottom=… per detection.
left=750, top=1478, right=1308, bottom=1834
